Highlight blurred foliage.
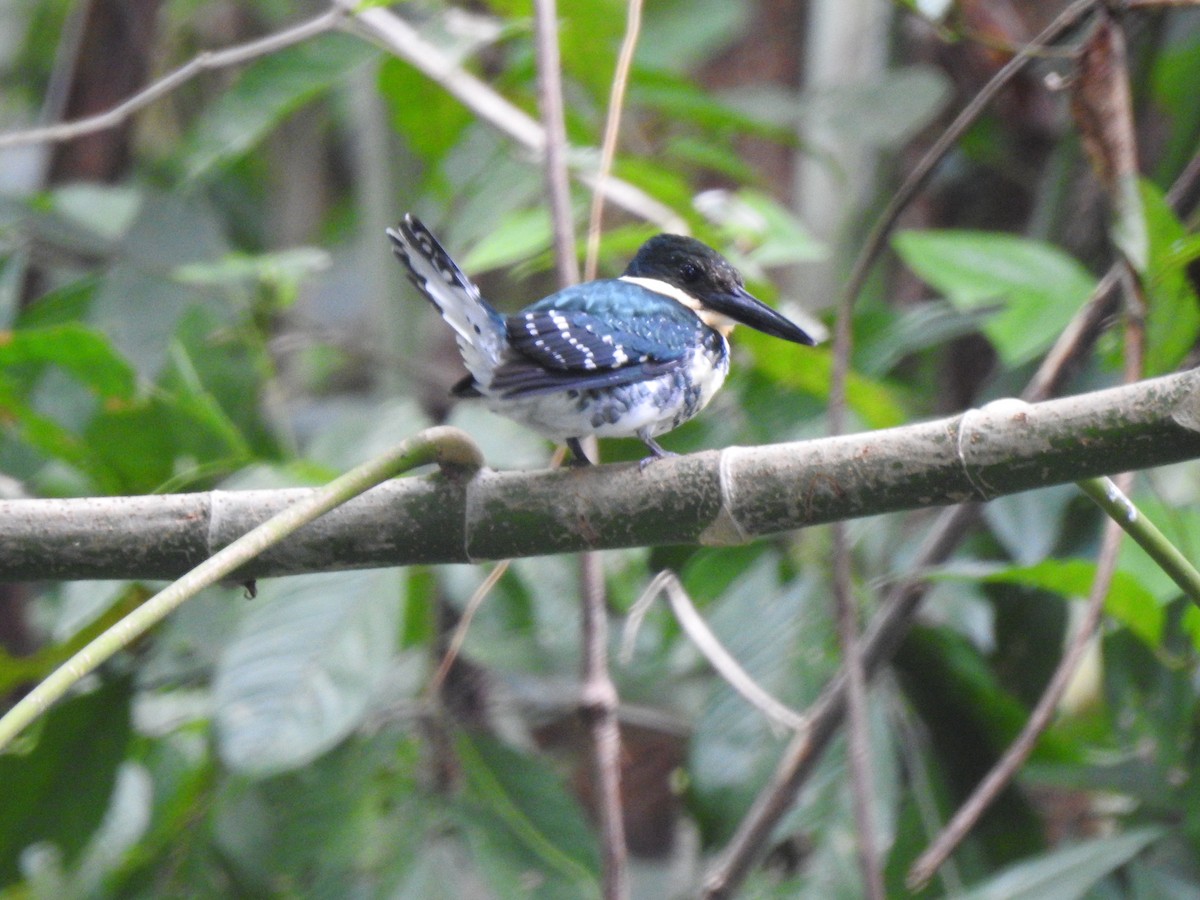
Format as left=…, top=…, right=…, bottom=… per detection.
left=1, top=0, right=1200, bottom=897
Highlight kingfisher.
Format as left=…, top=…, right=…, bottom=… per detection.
left=386, top=214, right=815, bottom=465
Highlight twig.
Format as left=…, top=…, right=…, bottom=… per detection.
left=428, top=561, right=510, bottom=696
left=578, top=545, right=627, bottom=900
left=343, top=1, right=680, bottom=231
left=0, top=8, right=346, bottom=151
left=829, top=190, right=883, bottom=899
left=583, top=0, right=645, bottom=280
left=622, top=571, right=806, bottom=732
left=427, top=444, right=567, bottom=695
left=817, top=4, right=1103, bottom=896
left=0, top=426, right=483, bottom=752
left=701, top=503, right=977, bottom=899
left=1022, top=267, right=1121, bottom=401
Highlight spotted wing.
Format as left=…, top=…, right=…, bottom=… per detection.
left=492, top=282, right=706, bottom=397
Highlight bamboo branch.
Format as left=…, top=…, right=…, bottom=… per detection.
left=2, top=370, right=1199, bottom=581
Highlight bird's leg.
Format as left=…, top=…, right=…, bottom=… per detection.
left=565, top=437, right=593, bottom=467
left=638, top=433, right=678, bottom=470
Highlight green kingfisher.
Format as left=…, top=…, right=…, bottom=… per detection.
left=386, top=214, right=815, bottom=464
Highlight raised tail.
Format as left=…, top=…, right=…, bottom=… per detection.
left=386, top=214, right=507, bottom=383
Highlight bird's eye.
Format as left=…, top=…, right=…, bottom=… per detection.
left=679, top=262, right=701, bottom=282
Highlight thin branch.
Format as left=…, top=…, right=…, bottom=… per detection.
left=623, top=571, right=807, bottom=732
left=0, top=426, right=483, bottom=753
left=1022, top=267, right=1121, bottom=401
left=428, top=560, right=510, bottom=696
left=583, top=0, right=645, bottom=281
left=0, top=3, right=682, bottom=231
left=702, top=504, right=977, bottom=899
left=0, top=8, right=346, bottom=151
left=577, top=544, right=627, bottom=900
left=1164, top=140, right=1200, bottom=211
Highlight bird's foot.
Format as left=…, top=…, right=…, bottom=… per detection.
left=637, top=436, right=677, bottom=471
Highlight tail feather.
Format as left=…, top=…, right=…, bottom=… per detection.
left=386, top=215, right=507, bottom=382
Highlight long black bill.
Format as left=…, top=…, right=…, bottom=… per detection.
left=712, top=285, right=816, bottom=346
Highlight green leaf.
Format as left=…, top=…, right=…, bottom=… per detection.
left=1111, top=173, right=1149, bottom=273
left=632, top=70, right=794, bottom=140
left=213, top=570, right=403, bottom=776
left=89, top=192, right=230, bottom=379
left=892, top=230, right=1097, bottom=366
left=1151, top=38, right=1200, bottom=185
left=379, top=56, right=474, bottom=168
left=460, top=206, right=553, bottom=273
left=182, top=33, right=376, bottom=180
left=745, top=336, right=907, bottom=429
left=0, top=324, right=136, bottom=401
left=211, top=735, right=404, bottom=892
left=1139, top=180, right=1200, bottom=375
left=455, top=735, right=600, bottom=898
left=983, top=558, right=1164, bottom=648
left=638, top=0, right=751, bottom=73
left=0, top=677, right=132, bottom=885
left=690, top=561, right=836, bottom=840
left=172, top=247, right=330, bottom=310
left=49, top=183, right=143, bottom=243
left=0, top=380, right=118, bottom=492
left=957, top=827, right=1163, bottom=900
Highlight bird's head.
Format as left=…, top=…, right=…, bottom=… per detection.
left=622, top=234, right=815, bottom=345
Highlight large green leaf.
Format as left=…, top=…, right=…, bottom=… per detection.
left=88, top=192, right=230, bottom=379
left=1139, top=180, right=1200, bottom=375
left=982, top=558, right=1164, bottom=649
left=0, top=323, right=135, bottom=401
left=745, top=334, right=908, bottom=429
left=893, top=230, right=1097, bottom=366
left=957, top=828, right=1163, bottom=900
left=181, top=33, right=376, bottom=180
left=213, top=569, right=404, bottom=776
left=455, top=735, right=601, bottom=899
left=0, top=677, right=132, bottom=887
left=690, top=559, right=837, bottom=840
left=211, top=735, right=406, bottom=893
